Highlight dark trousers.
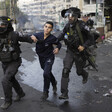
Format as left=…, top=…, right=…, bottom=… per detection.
left=61, top=48, right=88, bottom=93
left=39, top=55, right=56, bottom=92
left=2, top=58, right=24, bottom=102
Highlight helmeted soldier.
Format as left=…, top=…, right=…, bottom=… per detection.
left=0, top=16, right=36, bottom=109
left=86, top=19, right=100, bottom=43
left=58, top=7, right=93, bottom=99
left=86, top=19, right=100, bottom=69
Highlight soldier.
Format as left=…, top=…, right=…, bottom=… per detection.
left=0, top=16, right=37, bottom=109
left=86, top=19, right=100, bottom=45
left=58, top=7, right=93, bottom=99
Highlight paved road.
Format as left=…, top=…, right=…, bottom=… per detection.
left=0, top=36, right=112, bottom=112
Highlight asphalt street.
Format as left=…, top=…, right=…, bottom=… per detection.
left=0, top=36, right=112, bottom=112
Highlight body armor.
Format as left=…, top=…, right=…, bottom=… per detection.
left=0, top=33, right=20, bottom=62
left=64, top=26, right=80, bottom=53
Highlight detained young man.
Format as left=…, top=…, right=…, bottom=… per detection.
left=31, top=21, right=61, bottom=100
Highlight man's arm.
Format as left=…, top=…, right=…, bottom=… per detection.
left=15, top=32, right=37, bottom=43
left=52, top=36, right=62, bottom=54
left=57, top=32, right=65, bottom=41
left=57, top=24, right=68, bottom=41
left=81, top=23, right=94, bottom=48
left=31, top=35, right=38, bottom=43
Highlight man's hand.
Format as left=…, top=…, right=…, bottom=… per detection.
left=53, top=48, right=59, bottom=54
left=31, top=35, right=38, bottom=43
left=78, top=45, right=85, bottom=52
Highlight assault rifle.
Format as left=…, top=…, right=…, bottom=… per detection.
left=76, top=22, right=98, bottom=71
left=82, top=49, right=98, bottom=71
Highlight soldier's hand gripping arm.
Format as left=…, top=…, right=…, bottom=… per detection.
left=31, top=35, right=38, bottom=43
left=15, top=32, right=37, bottom=43
left=52, top=37, right=62, bottom=54
left=78, top=45, right=85, bottom=52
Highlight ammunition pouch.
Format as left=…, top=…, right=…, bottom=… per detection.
left=0, top=51, right=19, bottom=63
left=64, top=35, right=79, bottom=52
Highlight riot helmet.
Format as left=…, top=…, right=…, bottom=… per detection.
left=86, top=19, right=94, bottom=27
left=0, top=16, right=13, bottom=34
left=61, top=7, right=81, bottom=18
left=61, top=7, right=81, bottom=24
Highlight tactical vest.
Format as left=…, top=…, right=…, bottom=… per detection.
left=64, top=25, right=80, bottom=52
left=0, top=32, right=20, bottom=63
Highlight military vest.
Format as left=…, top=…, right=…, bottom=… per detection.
left=0, top=32, right=20, bottom=62
left=64, top=25, right=80, bottom=52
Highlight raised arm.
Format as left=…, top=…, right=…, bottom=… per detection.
left=15, top=32, right=37, bottom=43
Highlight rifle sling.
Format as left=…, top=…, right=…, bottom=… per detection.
left=76, top=23, right=84, bottom=44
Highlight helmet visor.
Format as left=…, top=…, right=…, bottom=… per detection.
left=0, top=20, right=8, bottom=33
left=64, top=10, right=78, bottom=18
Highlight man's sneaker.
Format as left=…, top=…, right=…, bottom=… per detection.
left=41, top=92, right=49, bottom=101
left=52, top=81, right=57, bottom=94
left=82, top=74, right=88, bottom=84
left=0, top=101, right=12, bottom=109
left=59, top=93, right=68, bottom=99
left=14, top=92, right=25, bottom=102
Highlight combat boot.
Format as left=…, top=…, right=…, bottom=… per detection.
left=0, top=101, right=12, bottom=109
left=52, top=81, right=57, bottom=94
left=82, top=73, right=88, bottom=84
left=14, top=92, right=25, bottom=102
left=59, top=92, right=69, bottom=99
left=41, top=91, right=49, bottom=101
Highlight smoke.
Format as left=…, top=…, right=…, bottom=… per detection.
left=31, top=16, right=43, bottom=30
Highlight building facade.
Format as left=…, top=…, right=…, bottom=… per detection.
left=17, top=0, right=104, bottom=30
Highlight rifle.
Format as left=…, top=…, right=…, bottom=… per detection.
left=76, top=22, right=98, bottom=71
left=83, top=49, right=98, bottom=71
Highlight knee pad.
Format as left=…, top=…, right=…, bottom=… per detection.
left=62, top=68, right=70, bottom=78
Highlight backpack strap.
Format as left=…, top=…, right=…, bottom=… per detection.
left=69, top=27, right=74, bottom=35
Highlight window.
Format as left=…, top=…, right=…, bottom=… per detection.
left=84, top=0, right=90, bottom=5
left=92, top=0, right=96, bottom=4
left=66, top=0, right=71, bottom=2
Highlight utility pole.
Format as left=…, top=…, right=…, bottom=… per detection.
left=0, top=0, right=6, bottom=16
left=10, top=0, right=16, bottom=31
left=102, top=0, right=105, bottom=25
left=95, top=0, right=98, bottom=25
left=10, top=0, right=13, bottom=18
left=41, top=0, right=42, bottom=17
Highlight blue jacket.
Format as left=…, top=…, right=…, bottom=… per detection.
left=33, top=32, right=61, bottom=57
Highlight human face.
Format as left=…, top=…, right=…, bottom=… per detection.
left=44, top=23, right=53, bottom=35
left=68, top=16, right=78, bottom=24
left=82, top=16, right=89, bottom=23
left=68, top=16, right=75, bottom=24
left=67, top=12, right=78, bottom=24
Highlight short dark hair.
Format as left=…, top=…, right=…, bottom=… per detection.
left=45, top=21, right=53, bottom=28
